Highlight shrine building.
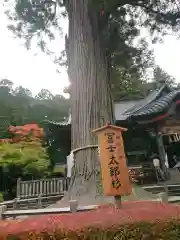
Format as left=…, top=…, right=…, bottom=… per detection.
left=43, top=83, right=180, bottom=184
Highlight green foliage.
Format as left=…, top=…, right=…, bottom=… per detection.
left=153, top=65, right=176, bottom=88
left=0, top=143, right=49, bottom=174
left=0, top=79, right=70, bottom=138
left=0, top=142, right=50, bottom=199
left=8, top=1, right=180, bottom=46
left=0, top=79, right=70, bottom=171
left=35, top=89, right=53, bottom=100
left=0, top=192, right=4, bottom=202
left=5, top=0, right=180, bottom=101
left=13, top=86, right=32, bottom=98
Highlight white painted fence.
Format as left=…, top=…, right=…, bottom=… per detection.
left=0, top=194, right=64, bottom=210
left=16, top=178, right=69, bottom=199
left=0, top=201, right=97, bottom=220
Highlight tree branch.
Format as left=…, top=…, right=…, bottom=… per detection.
left=99, top=0, right=126, bottom=30
left=129, top=1, right=180, bottom=25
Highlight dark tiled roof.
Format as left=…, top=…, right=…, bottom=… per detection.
left=42, top=119, right=70, bottom=126
left=115, top=84, right=171, bottom=121
left=125, top=84, right=169, bottom=115
left=131, top=90, right=180, bottom=118
left=43, top=113, right=71, bottom=126
left=114, top=100, right=142, bottom=120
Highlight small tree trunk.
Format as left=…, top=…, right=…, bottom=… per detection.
left=64, top=0, right=114, bottom=206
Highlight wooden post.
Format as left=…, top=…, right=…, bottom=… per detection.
left=0, top=205, right=7, bottom=220
left=66, top=178, right=70, bottom=191
left=37, top=195, right=42, bottom=208
left=158, top=192, right=168, bottom=203
left=69, top=200, right=78, bottom=213
left=40, top=180, right=43, bottom=196
left=156, top=132, right=169, bottom=197
left=156, top=132, right=169, bottom=179
left=114, top=195, right=122, bottom=208
left=13, top=198, right=19, bottom=210
left=16, top=178, right=21, bottom=198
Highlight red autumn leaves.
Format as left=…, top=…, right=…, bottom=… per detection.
left=1, top=201, right=180, bottom=236
left=0, top=124, right=44, bottom=144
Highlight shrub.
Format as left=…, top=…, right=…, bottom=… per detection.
left=1, top=201, right=180, bottom=239
left=0, top=192, right=3, bottom=202
left=0, top=142, right=50, bottom=199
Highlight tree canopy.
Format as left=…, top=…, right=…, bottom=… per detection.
left=153, top=65, right=176, bottom=88
left=0, top=81, right=70, bottom=174
left=0, top=79, right=70, bottom=138
left=4, top=1, right=180, bottom=100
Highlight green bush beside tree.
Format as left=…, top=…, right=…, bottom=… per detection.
left=0, top=142, right=50, bottom=200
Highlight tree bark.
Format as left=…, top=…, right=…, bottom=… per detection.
left=64, top=0, right=114, bottom=206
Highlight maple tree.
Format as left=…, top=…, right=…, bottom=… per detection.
left=8, top=123, right=44, bottom=143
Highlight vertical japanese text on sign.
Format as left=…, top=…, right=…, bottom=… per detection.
left=93, top=124, right=132, bottom=196
left=105, top=132, right=121, bottom=190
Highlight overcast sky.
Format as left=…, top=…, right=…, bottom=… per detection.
left=0, top=5, right=69, bottom=96
left=0, top=6, right=180, bottom=95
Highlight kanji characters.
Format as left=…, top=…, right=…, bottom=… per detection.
left=106, top=145, right=116, bottom=152
left=109, top=155, right=119, bottom=165
left=104, top=132, right=115, bottom=144
left=109, top=166, right=120, bottom=177
left=105, top=131, right=122, bottom=190
left=112, top=178, right=121, bottom=189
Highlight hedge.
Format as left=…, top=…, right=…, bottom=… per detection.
left=1, top=201, right=180, bottom=239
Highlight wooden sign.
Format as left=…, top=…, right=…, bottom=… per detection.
left=93, top=123, right=132, bottom=196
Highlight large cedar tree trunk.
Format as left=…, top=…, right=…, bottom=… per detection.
left=64, top=0, right=114, bottom=205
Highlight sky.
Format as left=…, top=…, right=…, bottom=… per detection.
left=154, top=36, right=180, bottom=81
left=0, top=4, right=69, bottom=96
left=0, top=5, right=180, bottom=95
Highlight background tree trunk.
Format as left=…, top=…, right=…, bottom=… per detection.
left=64, top=0, right=114, bottom=206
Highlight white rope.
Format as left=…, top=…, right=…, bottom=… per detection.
left=72, top=145, right=99, bottom=154
left=67, top=145, right=100, bottom=178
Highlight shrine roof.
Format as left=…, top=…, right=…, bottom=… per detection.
left=115, top=84, right=175, bottom=121
left=42, top=119, right=70, bottom=127
left=130, top=89, right=180, bottom=118
left=42, top=112, right=71, bottom=127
